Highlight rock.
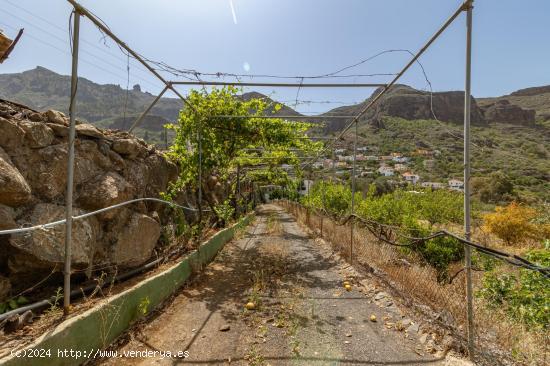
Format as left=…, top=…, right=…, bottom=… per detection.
left=76, top=123, right=105, bottom=139
left=419, top=333, right=430, bottom=345
left=9, top=203, right=100, bottom=272
left=46, top=123, right=69, bottom=137
left=374, top=292, right=389, bottom=301
left=0, top=117, right=26, bottom=150
left=0, top=275, right=10, bottom=301
left=0, top=148, right=32, bottom=207
left=0, top=204, right=17, bottom=230
left=2, top=310, right=33, bottom=333
left=78, top=172, right=134, bottom=220
left=219, top=324, right=231, bottom=332
left=111, top=213, right=160, bottom=266
left=28, top=112, right=44, bottom=122
left=406, top=323, right=420, bottom=334
left=108, top=150, right=125, bottom=171
left=45, top=110, right=68, bottom=126
left=481, top=99, right=536, bottom=125
left=20, top=121, right=54, bottom=148
left=112, top=138, right=146, bottom=158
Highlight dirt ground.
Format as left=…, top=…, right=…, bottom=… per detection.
left=99, top=204, right=470, bottom=366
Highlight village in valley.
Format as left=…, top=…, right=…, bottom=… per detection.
left=308, top=146, right=465, bottom=192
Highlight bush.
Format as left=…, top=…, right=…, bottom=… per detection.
left=482, top=202, right=544, bottom=245
left=478, top=248, right=550, bottom=329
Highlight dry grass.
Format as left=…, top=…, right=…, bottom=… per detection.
left=279, top=201, right=549, bottom=366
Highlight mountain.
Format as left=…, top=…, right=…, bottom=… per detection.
left=0, top=67, right=546, bottom=139
left=0, top=67, right=182, bottom=143
left=478, top=85, right=550, bottom=122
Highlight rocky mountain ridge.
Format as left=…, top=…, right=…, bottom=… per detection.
left=0, top=67, right=546, bottom=137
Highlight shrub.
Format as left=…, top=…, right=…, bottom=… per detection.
left=482, top=202, right=543, bottom=245
left=478, top=248, right=550, bottom=329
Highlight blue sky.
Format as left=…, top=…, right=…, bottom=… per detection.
left=0, top=0, right=549, bottom=114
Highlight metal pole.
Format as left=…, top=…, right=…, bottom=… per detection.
left=197, top=120, right=203, bottom=223
left=463, top=0, right=475, bottom=359
left=128, top=85, right=169, bottom=133
left=171, top=81, right=387, bottom=88
left=350, top=121, right=358, bottom=264
left=64, top=9, right=80, bottom=315
left=236, top=164, right=241, bottom=216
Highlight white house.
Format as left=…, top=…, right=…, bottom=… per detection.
left=378, top=166, right=395, bottom=176
left=335, top=149, right=346, bottom=154
left=393, top=156, right=410, bottom=163
left=402, top=172, right=420, bottom=185
left=448, top=179, right=464, bottom=191
left=312, top=162, right=324, bottom=169
left=357, top=147, right=369, bottom=152
left=366, top=155, right=379, bottom=161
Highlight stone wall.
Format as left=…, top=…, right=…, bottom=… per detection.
left=0, top=100, right=178, bottom=300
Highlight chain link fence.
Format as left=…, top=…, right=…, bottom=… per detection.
left=279, top=200, right=549, bottom=366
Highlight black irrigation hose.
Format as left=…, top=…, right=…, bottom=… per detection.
left=286, top=201, right=550, bottom=278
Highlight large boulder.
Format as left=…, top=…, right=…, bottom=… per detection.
left=111, top=213, right=160, bottom=266
left=20, top=121, right=55, bottom=148
left=78, top=172, right=134, bottom=219
left=112, top=138, right=147, bottom=159
left=0, top=147, right=32, bottom=207
left=45, top=110, right=68, bottom=126
left=76, top=123, right=105, bottom=139
left=0, top=117, right=25, bottom=150
left=8, top=203, right=100, bottom=273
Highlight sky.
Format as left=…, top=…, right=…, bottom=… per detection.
left=1, top=0, right=549, bottom=114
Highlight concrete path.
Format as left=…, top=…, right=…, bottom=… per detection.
left=100, top=204, right=456, bottom=366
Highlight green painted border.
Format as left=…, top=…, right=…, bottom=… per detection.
left=0, top=214, right=254, bottom=366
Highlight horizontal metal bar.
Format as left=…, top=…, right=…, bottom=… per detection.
left=208, top=115, right=355, bottom=120
left=171, top=81, right=387, bottom=88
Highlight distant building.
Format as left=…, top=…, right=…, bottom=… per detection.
left=421, top=182, right=446, bottom=189
left=415, top=149, right=433, bottom=157
left=448, top=179, right=464, bottom=191
left=299, top=180, right=314, bottom=196
left=394, top=163, right=408, bottom=172
left=281, top=164, right=292, bottom=171
left=357, top=147, right=369, bottom=152
left=402, top=172, right=420, bottom=185
left=323, top=159, right=334, bottom=168
left=312, top=162, right=324, bottom=169
left=366, top=155, right=379, bottom=161
left=393, top=156, right=410, bottom=163
left=380, top=155, right=394, bottom=161
left=378, top=166, right=395, bottom=176
left=335, top=148, right=346, bottom=154
left=337, top=161, right=348, bottom=167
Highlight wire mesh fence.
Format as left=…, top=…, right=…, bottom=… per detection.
left=279, top=199, right=549, bottom=366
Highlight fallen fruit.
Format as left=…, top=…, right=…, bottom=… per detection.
left=245, top=302, right=256, bottom=310
left=343, top=281, right=350, bottom=286
left=370, top=314, right=377, bottom=322
left=344, top=284, right=352, bottom=291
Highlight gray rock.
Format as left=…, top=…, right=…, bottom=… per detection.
left=0, top=147, right=32, bottom=207
left=374, top=292, right=389, bottom=301
left=76, top=123, right=105, bottom=139
left=46, top=123, right=69, bottom=137
left=219, top=324, right=231, bottom=332
left=46, top=110, right=68, bottom=126
left=111, top=213, right=160, bottom=266
left=0, top=117, right=26, bottom=150
left=112, top=138, right=146, bottom=158
left=9, top=203, right=100, bottom=272
left=78, top=172, right=134, bottom=220
left=20, top=121, right=54, bottom=148
left=406, top=323, right=420, bottom=334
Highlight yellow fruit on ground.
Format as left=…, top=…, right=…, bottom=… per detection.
left=343, top=281, right=350, bottom=286
left=344, top=284, right=352, bottom=291
left=370, top=314, right=377, bottom=322
left=245, top=302, right=256, bottom=310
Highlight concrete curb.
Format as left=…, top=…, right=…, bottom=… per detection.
left=0, top=214, right=254, bottom=366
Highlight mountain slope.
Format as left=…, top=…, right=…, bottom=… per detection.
left=478, top=85, right=550, bottom=121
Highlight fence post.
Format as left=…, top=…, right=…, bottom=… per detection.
left=350, top=120, right=358, bottom=264
left=463, top=0, right=475, bottom=359
left=63, top=9, right=81, bottom=315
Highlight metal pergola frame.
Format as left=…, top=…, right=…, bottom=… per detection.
left=65, top=0, right=475, bottom=357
